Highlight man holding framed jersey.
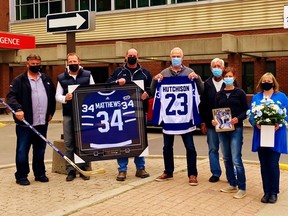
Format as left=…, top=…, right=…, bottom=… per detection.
left=151, top=47, right=204, bottom=186
left=107, top=48, right=152, bottom=181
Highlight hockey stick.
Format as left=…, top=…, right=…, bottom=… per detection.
left=0, top=98, right=105, bottom=176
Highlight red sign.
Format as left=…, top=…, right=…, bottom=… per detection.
left=0, top=32, right=35, bottom=49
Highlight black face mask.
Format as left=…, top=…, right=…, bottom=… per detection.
left=261, top=82, right=273, bottom=91
left=29, top=65, right=40, bottom=73
left=69, top=64, right=79, bottom=72
left=127, top=57, right=137, bottom=65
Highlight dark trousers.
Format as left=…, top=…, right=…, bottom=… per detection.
left=15, top=124, right=48, bottom=180
left=258, top=147, right=281, bottom=195
left=163, top=131, right=197, bottom=177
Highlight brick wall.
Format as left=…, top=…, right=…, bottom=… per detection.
left=0, top=1, right=9, bottom=31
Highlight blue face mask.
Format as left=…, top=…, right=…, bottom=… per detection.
left=171, top=57, right=182, bottom=67
left=212, top=68, right=222, bottom=77
left=223, top=77, right=234, bottom=86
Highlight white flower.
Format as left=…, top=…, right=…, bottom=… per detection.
left=247, top=97, right=287, bottom=126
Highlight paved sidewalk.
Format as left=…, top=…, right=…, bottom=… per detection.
left=0, top=157, right=288, bottom=216
left=1, top=111, right=288, bottom=215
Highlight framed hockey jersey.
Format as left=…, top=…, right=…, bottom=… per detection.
left=72, top=82, right=148, bottom=161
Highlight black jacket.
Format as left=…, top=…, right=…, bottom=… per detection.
left=107, top=63, right=152, bottom=112
left=107, top=63, right=152, bottom=96
left=6, top=71, right=56, bottom=125
left=215, top=87, right=248, bottom=127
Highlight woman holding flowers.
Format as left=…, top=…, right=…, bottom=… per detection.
left=248, top=72, right=288, bottom=204
left=212, top=67, right=248, bottom=199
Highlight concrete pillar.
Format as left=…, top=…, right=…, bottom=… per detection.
left=51, top=140, right=92, bottom=175
left=52, top=140, right=67, bottom=174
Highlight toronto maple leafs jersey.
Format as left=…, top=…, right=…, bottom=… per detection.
left=152, top=76, right=200, bottom=134
left=81, top=90, right=139, bottom=149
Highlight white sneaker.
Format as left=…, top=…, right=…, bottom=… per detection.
left=233, top=190, right=246, bottom=199
left=220, top=185, right=238, bottom=193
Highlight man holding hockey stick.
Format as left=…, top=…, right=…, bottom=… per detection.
left=6, top=54, right=56, bottom=186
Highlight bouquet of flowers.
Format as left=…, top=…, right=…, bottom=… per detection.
left=247, top=96, right=287, bottom=126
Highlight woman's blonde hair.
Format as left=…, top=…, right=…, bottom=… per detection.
left=256, top=72, right=279, bottom=93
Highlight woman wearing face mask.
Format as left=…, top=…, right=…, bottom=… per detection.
left=212, top=67, right=248, bottom=199
left=249, top=72, right=288, bottom=204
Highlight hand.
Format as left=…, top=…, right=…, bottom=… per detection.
left=48, top=115, right=53, bottom=122
left=154, top=73, right=163, bottom=81
left=230, top=117, right=238, bottom=125
left=275, top=124, right=280, bottom=131
left=211, top=119, right=218, bottom=127
left=117, top=78, right=126, bottom=86
left=188, top=72, right=199, bottom=79
left=65, top=93, right=73, bottom=101
left=200, top=123, right=207, bottom=134
left=15, top=111, right=24, bottom=121
left=141, top=91, right=149, bottom=100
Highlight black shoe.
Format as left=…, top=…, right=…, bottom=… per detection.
left=80, top=173, right=90, bottom=180
left=209, top=175, right=220, bottom=183
left=35, top=175, right=49, bottom=182
left=66, top=170, right=76, bottom=182
left=268, top=194, right=277, bottom=204
left=261, top=194, right=270, bottom=203
left=16, top=178, right=30, bottom=186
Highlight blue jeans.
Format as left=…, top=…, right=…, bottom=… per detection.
left=15, top=124, right=48, bottom=180
left=218, top=127, right=246, bottom=190
left=163, top=132, right=197, bottom=177
left=207, top=128, right=222, bottom=177
left=117, top=157, right=145, bottom=171
left=258, top=147, right=280, bottom=195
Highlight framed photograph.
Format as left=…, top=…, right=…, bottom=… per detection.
left=212, top=108, right=235, bottom=132
left=72, top=82, right=148, bottom=162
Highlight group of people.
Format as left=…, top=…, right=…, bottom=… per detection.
left=5, top=47, right=288, bottom=204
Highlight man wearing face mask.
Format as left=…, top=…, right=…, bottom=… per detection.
left=107, top=48, right=152, bottom=181
left=56, top=52, right=95, bottom=181
left=6, top=54, right=56, bottom=186
left=150, top=47, right=203, bottom=185
left=198, top=58, right=226, bottom=183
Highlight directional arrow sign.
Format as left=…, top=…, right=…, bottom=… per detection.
left=46, top=10, right=93, bottom=33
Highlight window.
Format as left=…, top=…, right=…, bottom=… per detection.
left=189, top=64, right=211, bottom=81
left=15, top=0, right=62, bottom=20
left=115, top=0, right=130, bottom=10
left=151, top=0, right=167, bottom=6
left=242, top=62, right=254, bottom=94
left=114, top=0, right=166, bottom=10
left=135, top=0, right=149, bottom=8
left=14, top=0, right=211, bottom=20
left=171, top=0, right=204, bottom=3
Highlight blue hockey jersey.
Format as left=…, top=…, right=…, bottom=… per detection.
left=152, top=76, right=200, bottom=134
left=81, top=90, right=139, bottom=149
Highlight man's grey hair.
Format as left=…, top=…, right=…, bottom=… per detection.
left=211, top=58, right=224, bottom=67
left=170, top=47, right=183, bottom=56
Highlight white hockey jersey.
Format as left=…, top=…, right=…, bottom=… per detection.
left=152, top=76, right=200, bottom=134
